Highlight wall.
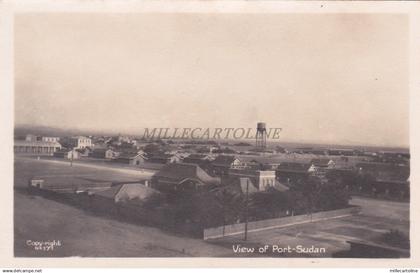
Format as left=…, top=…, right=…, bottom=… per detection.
left=203, top=206, right=361, bottom=240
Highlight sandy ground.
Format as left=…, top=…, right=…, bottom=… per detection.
left=14, top=158, right=231, bottom=257
left=349, top=196, right=409, bottom=221
left=16, top=155, right=156, bottom=179
left=209, top=196, right=409, bottom=257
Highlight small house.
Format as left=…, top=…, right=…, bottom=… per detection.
left=113, top=152, right=147, bottom=165
left=53, top=149, right=80, bottom=160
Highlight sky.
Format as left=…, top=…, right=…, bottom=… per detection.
left=14, top=13, right=409, bottom=147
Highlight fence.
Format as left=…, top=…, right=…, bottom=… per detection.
left=203, top=206, right=361, bottom=240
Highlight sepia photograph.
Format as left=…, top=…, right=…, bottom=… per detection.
left=2, top=1, right=420, bottom=268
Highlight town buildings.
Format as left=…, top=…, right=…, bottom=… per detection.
left=15, top=128, right=411, bottom=202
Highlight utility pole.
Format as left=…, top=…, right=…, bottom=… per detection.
left=310, top=197, right=313, bottom=222
left=244, top=178, right=249, bottom=241
left=70, top=149, right=73, bottom=167
left=222, top=198, right=226, bottom=237
left=220, top=174, right=226, bottom=237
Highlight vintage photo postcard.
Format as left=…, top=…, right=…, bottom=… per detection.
left=1, top=0, right=420, bottom=269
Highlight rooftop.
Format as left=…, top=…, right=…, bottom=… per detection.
left=154, top=163, right=220, bottom=185
left=14, top=140, right=62, bottom=147
left=278, top=162, right=312, bottom=173
left=311, top=158, right=333, bottom=167
left=94, top=183, right=160, bottom=202
left=212, top=155, right=239, bottom=166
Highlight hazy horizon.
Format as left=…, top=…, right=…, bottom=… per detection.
left=14, top=123, right=409, bottom=149
left=15, top=13, right=409, bottom=147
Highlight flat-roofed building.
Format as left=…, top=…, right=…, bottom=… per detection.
left=14, top=140, right=62, bottom=155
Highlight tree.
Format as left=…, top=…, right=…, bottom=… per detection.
left=287, top=176, right=320, bottom=215
left=248, top=188, right=289, bottom=220
left=166, top=187, right=243, bottom=230
left=287, top=175, right=350, bottom=214
left=315, top=180, right=350, bottom=211
left=212, top=187, right=243, bottom=227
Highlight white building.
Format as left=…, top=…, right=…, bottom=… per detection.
left=69, top=136, right=92, bottom=149
left=41, top=136, right=60, bottom=143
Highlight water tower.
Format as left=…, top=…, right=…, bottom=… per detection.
left=256, top=122, right=267, bottom=150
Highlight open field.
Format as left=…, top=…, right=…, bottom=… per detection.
left=15, top=155, right=157, bottom=180
left=349, top=196, right=409, bottom=221
left=14, top=157, right=232, bottom=257
left=209, top=196, right=409, bottom=257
